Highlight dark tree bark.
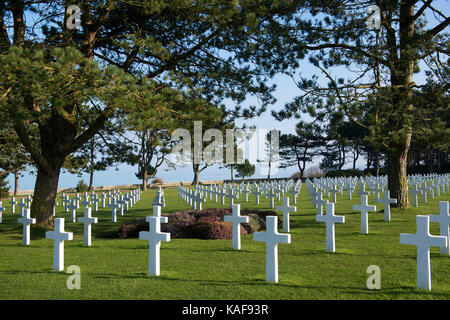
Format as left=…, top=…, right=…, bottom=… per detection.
left=14, top=170, right=19, bottom=196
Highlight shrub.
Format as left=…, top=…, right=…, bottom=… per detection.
left=76, top=179, right=89, bottom=193
left=117, top=208, right=277, bottom=239
left=182, top=221, right=246, bottom=240
left=162, top=211, right=197, bottom=238
left=241, top=214, right=266, bottom=233
left=117, top=219, right=146, bottom=238
left=152, top=178, right=164, bottom=184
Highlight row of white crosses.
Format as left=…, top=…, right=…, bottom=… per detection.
left=9, top=189, right=141, bottom=250
left=307, top=178, right=396, bottom=233
left=407, top=173, right=450, bottom=207
left=308, top=175, right=450, bottom=290
left=178, top=179, right=299, bottom=211
left=140, top=201, right=292, bottom=283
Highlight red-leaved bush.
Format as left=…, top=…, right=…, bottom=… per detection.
left=117, top=208, right=278, bottom=240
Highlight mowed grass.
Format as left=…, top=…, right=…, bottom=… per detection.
left=0, top=185, right=449, bottom=300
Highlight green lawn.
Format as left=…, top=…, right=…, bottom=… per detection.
left=0, top=185, right=449, bottom=300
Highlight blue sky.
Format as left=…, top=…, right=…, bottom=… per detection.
left=5, top=1, right=448, bottom=191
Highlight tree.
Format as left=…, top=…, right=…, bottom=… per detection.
left=257, top=129, right=280, bottom=180
left=411, top=80, right=450, bottom=171
left=63, top=134, right=111, bottom=191
left=279, top=121, right=324, bottom=178
left=0, top=1, right=298, bottom=227
left=271, top=0, right=450, bottom=208
left=0, top=121, right=32, bottom=195
left=337, top=121, right=368, bottom=170
left=235, top=159, right=255, bottom=183
left=0, top=174, right=10, bottom=199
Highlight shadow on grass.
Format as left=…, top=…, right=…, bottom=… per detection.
left=2, top=268, right=59, bottom=275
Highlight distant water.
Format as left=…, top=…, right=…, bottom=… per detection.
left=6, top=163, right=299, bottom=191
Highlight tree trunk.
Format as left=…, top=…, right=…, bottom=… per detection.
left=14, top=170, right=19, bottom=196
left=88, top=168, right=94, bottom=191
left=230, top=166, right=234, bottom=182
left=31, top=167, right=61, bottom=228
left=387, top=141, right=410, bottom=209
left=142, top=170, right=148, bottom=191
left=374, top=152, right=380, bottom=177
left=193, top=170, right=200, bottom=186
left=88, top=138, right=95, bottom=191
left=192, top=163, right=200, bottom=185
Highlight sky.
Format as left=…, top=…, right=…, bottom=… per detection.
left=5, top=1, right=448, bottom=191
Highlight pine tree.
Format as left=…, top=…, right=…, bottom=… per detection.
left=0, top=174, right=10, bottom=199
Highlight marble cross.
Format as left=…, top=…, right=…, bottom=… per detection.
left=53, top=201, right=58, bottom=217
left=116, top=195, right=126, bottom=216
left=91, top=194, right=100, bottom=211
left=315, top=192, right=329, bottom=216
left=66, top=199, right=78, bottom=223
left=17, top=209, right=36, bottom=245
left=226, top=188, right=238, bottom=208
left=139, top=216, right=170, bottom=276
left=265, top=189, right=277, bottom=209
left=192, top=192, right=205, bottom=210
left=77, top=207, right=98, bottom=246
left=17, top=198, right=27, bottom=217
left=80, top=196, right=90, bottom=209
left=329, top=185, right=339, bottom=203
left=45, top=218, right=73, bottom=271
left=376, top=190, right=397, bottom=222
left=108, top=199, right=119, bottom=222
left=409, top=185, right=422, bottom=208
left=25, top=195, right=32, bottom=209
left=275, top=197, right=297, bottom=232
left=400, top=215, right=447, bottom=290
left=252, top=187, right=261, bottom=205
left=0, top=202, right=5, bottom=223
left=290, top=187, right=299, bottom=204
left=356, top=183, right=370, bottom=197
left=9, top=197, right=17, bottom=214
left=316, top=203, right=345, bottom=252
left=253, top=216, right=291, bottom=283
left=73, top=193, right=81, bottom=209
left=242, top=187, right=250, bottom=202
left=152, top=205, right=168, bottom=224
left=224, top=204, right=249, bottom=250
left=353, top=195, right=376, bottom=234
left=429, top=201, right=450, bottom=255
left=101, top=193, right=107, bottom=208
left=418, top=185, right=428, bottom=203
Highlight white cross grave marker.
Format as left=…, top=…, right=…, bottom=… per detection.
left=353, top=195, right=376, bottom=234
left=17, top=209, right=36, bottom=245
left=276, top=197, right=297, bottom=232
left=429, top=201, right=450, bottom=256
left=316, top=203, right=345, bottom=252
left=9, top=197, right=17, bottom=214
left=45, top=218, right=73, bottom=271
left=400, top=215, right=447, bottom=290
left=224, top=204, right=249, bottom=250
left=17, top=198, right=27, bottom=217
left=77, top=207, right=98, bottom=246
left=139, top=216, right=170, bottom=276
left=0, top=202, right=5, bottom=223
left=376, top=190, right=397, bottom=222
left=66, top=199, right=78, bottom=223
left=253, top=216, right=291, bottom=283
left=108, top=199, right=119, bottom=222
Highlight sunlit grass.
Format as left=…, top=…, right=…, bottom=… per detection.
left=0, top=185, right=449, bottom=299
